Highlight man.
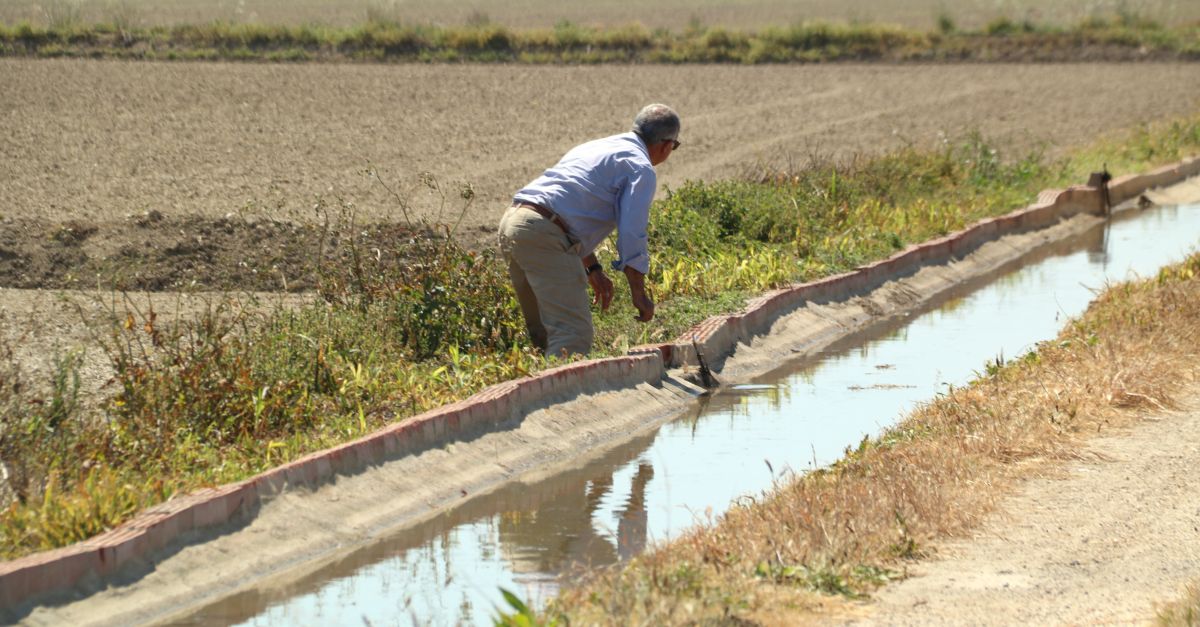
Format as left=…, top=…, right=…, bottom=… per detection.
left=498, top=104, right=681, bottom=357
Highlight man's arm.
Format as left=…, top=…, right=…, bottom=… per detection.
left=624, top=266, right=654, bottom=322
left=612, top=161, right=656, bottom=322
left=613, top=167, right=655, bottom=276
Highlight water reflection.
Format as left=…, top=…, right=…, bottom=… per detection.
left=497, top=462, right=654, bottom=576
left=181, top=430, right=662, bottom=626
left=182, top=203, right=1199, bottom=626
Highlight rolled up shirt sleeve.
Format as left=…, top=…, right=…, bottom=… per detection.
left=612, top=166, right=655, bottom=275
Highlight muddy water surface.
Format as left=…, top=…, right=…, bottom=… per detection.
left=181, top=203, right=1200, bottom=626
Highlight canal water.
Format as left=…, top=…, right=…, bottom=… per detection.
left=182, top=202, right=1199, bottom=626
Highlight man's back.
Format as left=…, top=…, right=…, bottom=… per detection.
left=498, top=104, right=680, bottom=356
left=513, top=131, right=656, bottom=272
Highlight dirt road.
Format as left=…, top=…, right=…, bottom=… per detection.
left=839, top=389, right=1200, bottom=625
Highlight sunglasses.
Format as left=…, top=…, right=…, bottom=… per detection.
left=668, top=139, right=681, bottom=150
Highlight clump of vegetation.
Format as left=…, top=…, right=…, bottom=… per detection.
left=591, top=132, right=1053, bottom=350
left=1072, top=116, right=1200, bottom=176
left=38, top=0, right=83, bottom=30
left=0, top=12, right=1196, bottom=63
left=4, top=114, right=1200, bottom=561
left=0, top=205, right=538, bottom=557
left=935, top=11, right=956, bottom=35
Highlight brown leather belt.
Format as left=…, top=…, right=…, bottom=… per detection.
left=514, top=201, right=572, bottom=236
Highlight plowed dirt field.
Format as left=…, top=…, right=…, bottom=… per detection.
left=4, top=60, right=1200, bottom=250
left=2, top=59, right=1199, bottom=376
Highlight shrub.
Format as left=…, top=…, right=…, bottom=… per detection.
left=0, top=347, right=90, bottom=505
left=936, top=12, right=956, bottom=35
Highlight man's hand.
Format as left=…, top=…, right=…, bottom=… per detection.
left=631, top=289, right=655, bottom=322
left=623, top=266, right=655, bottom=322
left=588, top=269, right=614, bottom=311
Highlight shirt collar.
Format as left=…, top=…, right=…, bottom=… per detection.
left=627, top=132, right=650, bottom=158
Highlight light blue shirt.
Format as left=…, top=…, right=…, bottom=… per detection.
left=513, top=132, right=656, bottom=275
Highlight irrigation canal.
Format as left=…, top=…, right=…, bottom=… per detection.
left=180, top=201, right=1199, bottom=625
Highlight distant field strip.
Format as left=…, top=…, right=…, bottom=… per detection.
left=3, top=0, right=1198, bottom=31
left=1, top=15, right=1198, bottom=62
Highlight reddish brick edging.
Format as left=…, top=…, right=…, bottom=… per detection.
left=0, top=353, right=662, bottom=610
left=656, top=156, right=1199, bottom=370
left=1, top=157, right=1195, bottom=613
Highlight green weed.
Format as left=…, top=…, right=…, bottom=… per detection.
left=494, top=587, right=561, bottom=626
left=935, top=11, right=957, bottom=35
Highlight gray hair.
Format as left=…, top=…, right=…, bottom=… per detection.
left=632, top=104, right=680, bottom=145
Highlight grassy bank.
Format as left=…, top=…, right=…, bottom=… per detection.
left=532, top=227, right=1200, bottom=624
left=2, top=115, right=1199, bottom=561
left=0, top=13, right=1197, bottom=63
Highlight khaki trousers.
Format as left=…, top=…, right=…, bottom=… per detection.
left=497, top=205, right=593, bottom=357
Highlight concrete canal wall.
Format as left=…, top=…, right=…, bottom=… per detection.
left=2, top=156, right=1197, bottom=613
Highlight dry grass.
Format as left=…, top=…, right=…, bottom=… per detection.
left=1158, top=581, right=1200, bottom=626
left=543, top=252, right=1200, bottom=623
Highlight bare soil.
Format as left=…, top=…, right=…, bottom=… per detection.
left=838, top=390, right=1200, bottom=625
left=0, top=213, right=427, bottom=292
left=0, top=0, right=1194, bottom=30
left=2, top=58, right=1198, bottom=429
left=2, top=60, right=1199, bottom=278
